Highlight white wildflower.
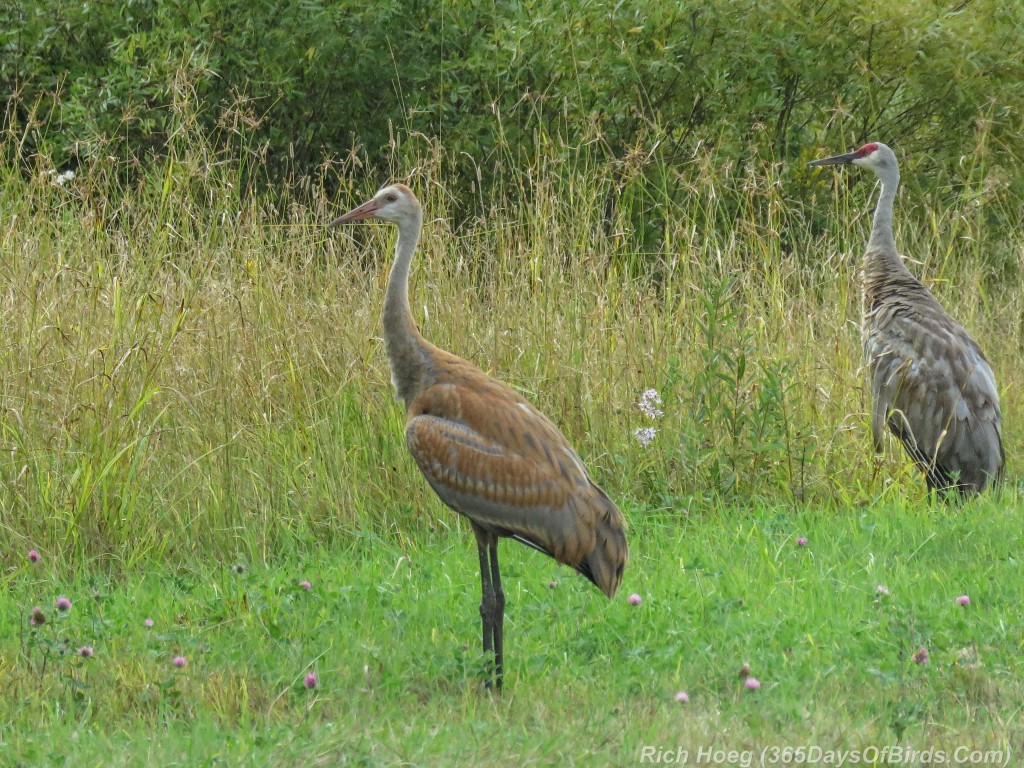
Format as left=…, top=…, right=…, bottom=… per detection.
left=638, top=388, right=664, bottom=419
left=634, top=427, right=657, bottom=447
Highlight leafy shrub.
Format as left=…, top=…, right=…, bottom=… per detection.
left=4, top=0, right=1022, bottom=203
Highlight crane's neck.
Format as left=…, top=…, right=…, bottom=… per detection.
left=384, top=210, right=431, bottom=406
left=863, top=166, right=913, bottom=295
left=867, top=167, right=899, bottom=255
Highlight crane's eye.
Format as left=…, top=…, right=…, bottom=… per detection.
left=386, top=194, right=397, bottom=202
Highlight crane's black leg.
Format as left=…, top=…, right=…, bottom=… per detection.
left=474, top=527, right=497, bottom=689
left=489, top=538, right=505, bottom=691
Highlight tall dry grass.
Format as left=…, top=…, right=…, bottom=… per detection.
left=1, top=119, right=1020, bottom=568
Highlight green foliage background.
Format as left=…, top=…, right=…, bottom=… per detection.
left=4, top=0, right=1024, bottom=214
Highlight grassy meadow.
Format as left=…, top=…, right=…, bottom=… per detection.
left=1, top=133, right=1022, bottom=764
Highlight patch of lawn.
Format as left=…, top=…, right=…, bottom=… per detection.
left=2, top=496, right=1020, bottom=765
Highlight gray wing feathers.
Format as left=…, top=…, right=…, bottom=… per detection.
left=866, top=313, right=1003, bottom=493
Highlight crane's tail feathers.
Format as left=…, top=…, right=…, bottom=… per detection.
left=576, top=486, right=628, bottom=600
left=575, top=557, right=599, bottom=589
left=900, top=434, right=966, bottom=496
left=510, top=485, right=627, bottom=599
left=893, top=417, right=1003, bottom=497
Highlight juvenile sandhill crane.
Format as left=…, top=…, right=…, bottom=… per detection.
left=809, top=142, right=1004, bottom=495
left=329, top=184, right=628, bottom=690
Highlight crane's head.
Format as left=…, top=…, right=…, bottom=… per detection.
left=328, top=183, right=421, bottom=228
left=808, top=142, right=898, bottom=177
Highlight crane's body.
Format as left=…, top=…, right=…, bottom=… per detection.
left=330, top=184, right=627, bottom=689
left=810, top=142, right=1003, bottom=495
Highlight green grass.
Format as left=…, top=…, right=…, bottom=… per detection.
left=0, top=132, right=1022, bottom=763
left=3, top=497, right=1021, bottom=765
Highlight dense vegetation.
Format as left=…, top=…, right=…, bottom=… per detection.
left=4, top=0, right=1024, bottom=219
left=1, top=118, right=1020, bottom=563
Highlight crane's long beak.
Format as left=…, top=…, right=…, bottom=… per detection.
left=808, top=150, right=859, bottom=167
left=327, top=197, right=381, bottom=228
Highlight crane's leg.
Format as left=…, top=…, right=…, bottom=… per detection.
left=489, top=537, right=505, bottom=691
left=472, top=524, right=498, bottom=690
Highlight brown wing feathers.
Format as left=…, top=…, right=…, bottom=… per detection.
left=404, top=361, right=626, bottom=597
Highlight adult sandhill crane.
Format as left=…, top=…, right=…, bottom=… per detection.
left=809, top=142, right=1004, bottom=495
left=329, top=183, right=628, bottom=690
